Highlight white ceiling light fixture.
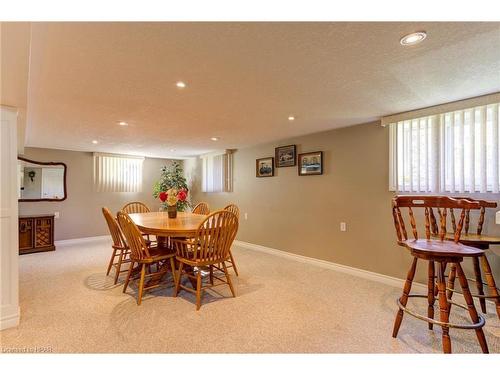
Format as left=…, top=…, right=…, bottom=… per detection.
left=170, top=149, right=176, bottom=152
left=210, top=137, right=219, bottom=141
left=92, top=140, right=99, bottom=144
left=288, top=115, right=295, bottom=121
left=118, top=121, right=128, bottom=126
left=400, top=31, right=427, bottom=46
left=176, top=81, right=187, bottom=88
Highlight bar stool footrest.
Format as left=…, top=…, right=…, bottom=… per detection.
left=397, top=294, right=485, bottom=329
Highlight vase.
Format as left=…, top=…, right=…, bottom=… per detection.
left=167, top=205, right=177, bottom=219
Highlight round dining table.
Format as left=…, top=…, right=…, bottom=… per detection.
left=129, top=211, right=207, bottom=248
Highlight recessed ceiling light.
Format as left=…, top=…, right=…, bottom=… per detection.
left=170, top=149, right=176, bottom=152
left=92, top=140, right=98, bottom=144
left=118, top=121, right=128, bottom=126
left=176, top=81, right=187, bottom=88
left=400, top=31, right=427, bottom=46
left=288, top=116, right=295, bottom=121
left=210, top=137, right=219, bottom=141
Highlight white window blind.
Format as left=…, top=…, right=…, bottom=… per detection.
left=201, top=150, right=233, bottom=193
left=93, top=153, right=144, bottom=192
left=389, top=102, right=500, bottom=193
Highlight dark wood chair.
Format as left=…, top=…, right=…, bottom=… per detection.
left=172, top=210, right=239, bottom=310
left=223, top=204, right=240, bottom=276
left=102, top=207, right=131, bottom=284
left=117, top=211, right=176, bottom=305
left=391, top=195, right=488, bottom=354
left=446, top=198, right=500, bottom=318
left=192, top=202, right=210, bottom=215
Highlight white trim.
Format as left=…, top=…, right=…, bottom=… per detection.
left=233, top=240, right=423, bottom=290
left=0, top=305, right=20, bottom=330
left=55, top=235, right=111, bottom=246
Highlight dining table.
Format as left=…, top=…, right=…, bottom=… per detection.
left=128, top=211, right=208, bottom=287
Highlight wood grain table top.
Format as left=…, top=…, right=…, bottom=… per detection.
left=129, top=211, right=207, bottom=237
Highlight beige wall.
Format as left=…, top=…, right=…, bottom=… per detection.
left=187, top=121, right=500, bottom=282
left=18, top=147, right=175, bottom=241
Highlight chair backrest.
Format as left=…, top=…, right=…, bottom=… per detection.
left=450, top=197, right=497, bottom=235
left=179, top=210, right=238, bottom=262
left=392, top=196, right=480, bottom=244
left=102, top=207, right=127, bottom=249
left=192, top=202, right=210, bottom=215
left=223, top=203, right=240, bottom=219
left=117, top=211, right=151, bottom=261
left=122, top=201, right=151, bottom=214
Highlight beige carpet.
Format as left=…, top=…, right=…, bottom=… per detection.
left=1, top=238, right=499, bottom=353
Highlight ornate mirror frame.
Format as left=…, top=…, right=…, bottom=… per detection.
left=18, top=156, right=68, bottom=202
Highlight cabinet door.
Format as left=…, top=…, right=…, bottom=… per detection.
left=35, top=218, right=53, bottom=248
left=19, top=218, right=34, bottom=250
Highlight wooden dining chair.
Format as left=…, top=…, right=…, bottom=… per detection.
left=446, top=198, right=500, bottom=318
left=223, top=204, right=240, bottom=276
left=172, top=210, right=239, bottom=310
left=122, top=201, right=151, bottom=214
left=192, top=202, right=210, bottom=215
left=121, top=201, right=155, bottom=244
left=102, top=207, right=131, bottom=284
left=392, top=195, right=488, bottom=354
left=117, top=211, right=177, bottom=305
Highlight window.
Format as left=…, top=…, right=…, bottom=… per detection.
left=388, top=101, right=500, bottom=193
left=93, top=153, right=144, bottom=192
left=201, top=150, right=233, bottom=193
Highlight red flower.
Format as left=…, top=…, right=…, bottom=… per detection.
left=177, top=189, right=187, bottom=202
left=159, top=191, right=168, bottom=202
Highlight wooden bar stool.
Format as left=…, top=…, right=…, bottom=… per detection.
left=391, top=196, right=488, bottom=354
left=445, top=199, right=500, bottom=318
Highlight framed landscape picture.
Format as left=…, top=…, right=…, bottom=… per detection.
left=256, top=157, right=274, bottom=177
left=298, top=151, right=323, bottom=176
left=275, top=144, right=296, bottom=167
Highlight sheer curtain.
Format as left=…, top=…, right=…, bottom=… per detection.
left=389, top=102, right=500, bottom=193
left=93, top=153, right=144, bottom=192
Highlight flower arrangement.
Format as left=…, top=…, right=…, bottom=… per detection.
left=158, top=187, right=188, bottom=210
left=153, top=161, right=190, bottom=211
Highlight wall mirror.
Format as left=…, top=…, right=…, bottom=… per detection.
left=18, top=157, right=67, bottom=202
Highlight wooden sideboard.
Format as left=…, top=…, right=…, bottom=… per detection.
left=19, top=214, right=56, bottom=255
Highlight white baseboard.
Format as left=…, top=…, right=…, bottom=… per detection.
left=55, top=235, right=111, bottom=246
left=234, top=240, right=423, bottom=292
left=0, top=305, right=20, bottom=331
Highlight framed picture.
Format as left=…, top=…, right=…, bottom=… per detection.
left=298, top=151, right=323, bottom=176
left=275, top=144, right=297, bottom=168
left=256, top=157, right=274, bottom=177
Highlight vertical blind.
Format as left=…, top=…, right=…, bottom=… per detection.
left=201, top=150, right=233, bottom=193
left=94, top=153, right=144, bottom=192
left=389, top=102, right=500, bottom=193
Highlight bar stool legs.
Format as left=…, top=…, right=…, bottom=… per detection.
left=393, top=257, right=488, bottom=354
left=480, top=255, right=500, bottom=318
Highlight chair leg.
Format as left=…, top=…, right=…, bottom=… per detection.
left=480, top=254, right=500, bottom=319
left=106, top=248, right=117, bottom=276
left=123, top=261, right=134, bottom=293
left=114, top=250, right=125, bottom=285
left=437, top=261, right=452, bottom=354
left=392, top=257, right=418, bottom=338
left=169, top=257, right=177, bottom=289
left=427, top=261, right=435, bottom=330
left=137, top=264, right=146, bottom=306
left=472, top=257, right=487, bottom=314
left=222, top=261, right=236, bottom=298
left=174, top=262, right=183, bottom=297
left=209, top=265, right=214, bottom=286
left=446, top=264, right=457, bottom=301
left=195, top=270, right=202, bottom=311
left=229, top=250, right=239, bottom=276
left=456, top=263, right=489, bottom=354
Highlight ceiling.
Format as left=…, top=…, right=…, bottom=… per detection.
left=6, top=22, right=500, bottom=158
